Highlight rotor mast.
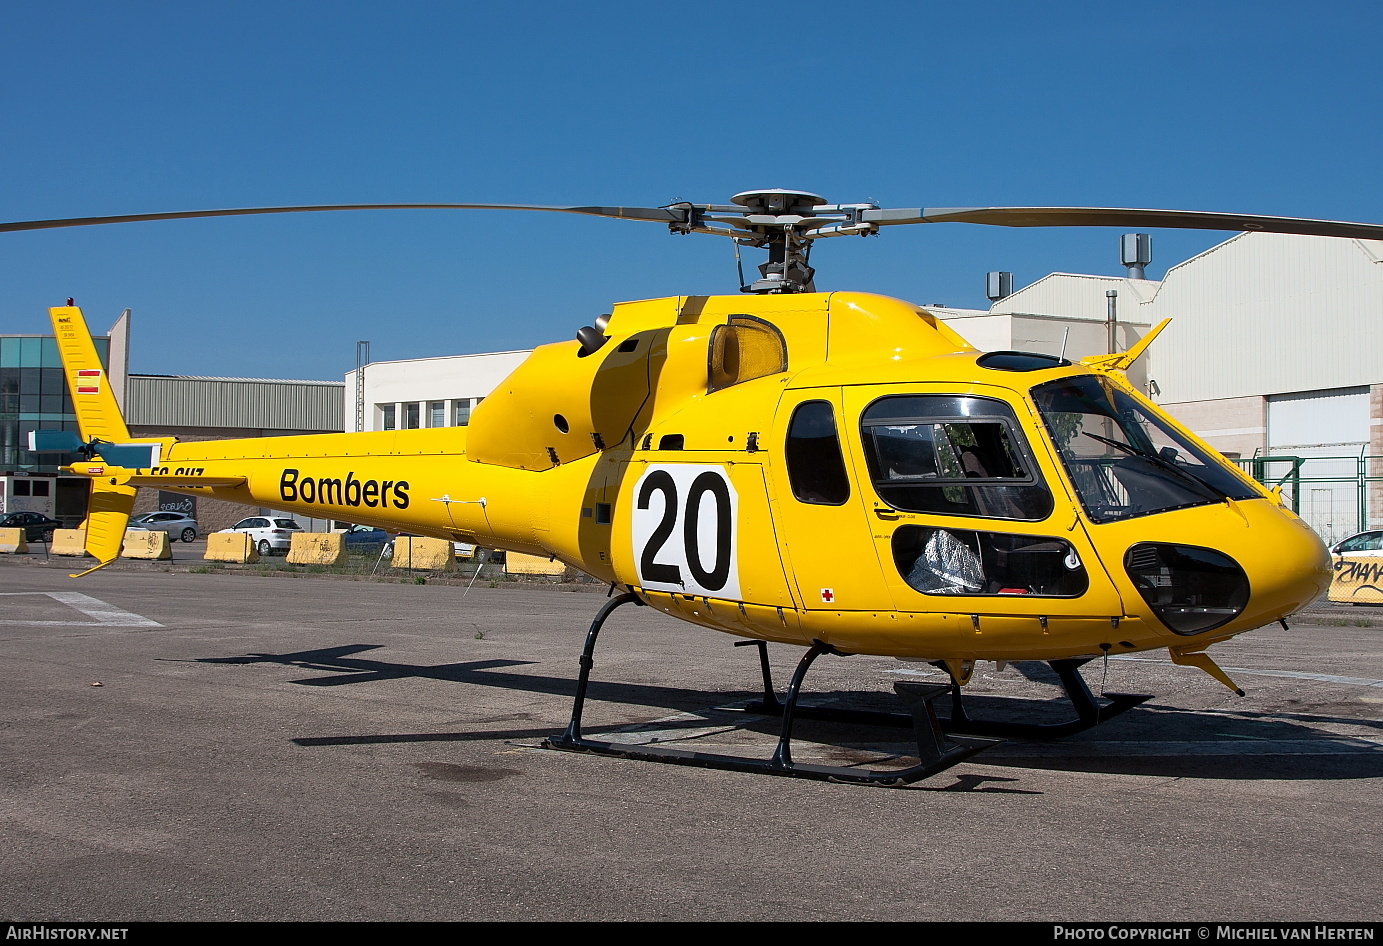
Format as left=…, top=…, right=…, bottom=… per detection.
left=668, top=189, right=881, bottom=294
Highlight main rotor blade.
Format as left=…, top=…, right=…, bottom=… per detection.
left=864, top=206, right=1383, bottom=241
left=0, top=202, right=683, bottom=234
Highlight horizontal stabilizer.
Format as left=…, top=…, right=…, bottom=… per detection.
left=130, top=474, right=246, bottom=489
left=65, top=462, right=245, bottom=489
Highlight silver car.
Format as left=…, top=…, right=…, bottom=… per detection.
left=220, top=516, right=304, bottom=556
left=128, top=511, right=199, bottom=542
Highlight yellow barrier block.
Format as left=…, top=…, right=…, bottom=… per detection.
left=50, top=529, right=89, bottom=557
left=505, top=551, right=566, bottom=576
left=1327, top=553, right=1383, bottom=604
left=286, top=531, right=345, bottom=566
left=204, top=532, right=260, bottom=564
left=121, top=529, right=173, bottom=560
left=391, top=536, right=454, bottom=570
left=0, top=527, right=28, bottom=554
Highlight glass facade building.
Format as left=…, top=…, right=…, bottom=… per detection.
left=0, top=334, right=109, bottom=474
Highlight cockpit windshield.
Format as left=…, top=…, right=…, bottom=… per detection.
left=1031, top=375, right=1259, bottom=524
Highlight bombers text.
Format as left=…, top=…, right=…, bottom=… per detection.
left=280, top=469, right=410, bottom=509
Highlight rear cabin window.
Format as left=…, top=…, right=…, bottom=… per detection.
left=785, top=400, right=850, bottom=505
left=860, top=395, right=1053, bottom=521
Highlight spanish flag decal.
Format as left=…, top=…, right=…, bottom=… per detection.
left=75, top=369, right=102, bottom=394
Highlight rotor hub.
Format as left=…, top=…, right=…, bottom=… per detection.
left=729, top=189, right=827, bottom=215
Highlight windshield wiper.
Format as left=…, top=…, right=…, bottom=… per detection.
left=1082, top=431, right=1231, bottom=504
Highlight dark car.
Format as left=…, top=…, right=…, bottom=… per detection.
left=341, top=524, right=391, bottom=553
left=0, top=511, right=64, bottom=542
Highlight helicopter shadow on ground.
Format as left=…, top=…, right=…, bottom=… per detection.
left=192, top=645, right=1383, bottom=785
left=956, top=695, right=1383, bottom=781
left=191, top=642, right=1034, bottom=790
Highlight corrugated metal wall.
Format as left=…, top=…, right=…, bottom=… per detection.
left=128, top=376, right=345, bottom=431
left=1150, top=233, right=1383, bottom=403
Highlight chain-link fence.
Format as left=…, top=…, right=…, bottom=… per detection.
left=1237, top=454, right=1383, bottom=545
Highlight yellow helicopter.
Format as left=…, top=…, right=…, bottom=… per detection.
left=14, top=189, right=1383, bottom=785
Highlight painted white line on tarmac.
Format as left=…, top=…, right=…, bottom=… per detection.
left=886, top=660, right=1383, bottom=689
left=0, top=591, right=162, bottom=627
left=1107, top=655, right=1383, bottom=689
left=984, top=737, right=1383, bottom=758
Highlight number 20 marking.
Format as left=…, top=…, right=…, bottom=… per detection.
left=634, top=465, right=738, bottom=597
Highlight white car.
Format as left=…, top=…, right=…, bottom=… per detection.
left=128, top=511, right=199, bottom=542
left=1331, top=531, right=1383, bottom=555
left=220, top=516, right=305, bottom=556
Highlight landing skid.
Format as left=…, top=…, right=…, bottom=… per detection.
left=543, top=594, right=997, bottom=786
left=739, top=642, right=1151, bottom=740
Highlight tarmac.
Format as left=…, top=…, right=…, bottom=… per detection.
left=1, top=553, right=1380, bottom=921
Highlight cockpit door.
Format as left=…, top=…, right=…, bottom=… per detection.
left=842, top=384, right=1128, bottom=630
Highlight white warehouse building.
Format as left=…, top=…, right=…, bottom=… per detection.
left=346, top=349, right=529, bottom=434
left=344, top=231, right=1383, bottom=545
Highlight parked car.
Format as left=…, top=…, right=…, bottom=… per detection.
left=127, top=511, right=199, bottom=542
left=219, top=516, right=304, bottom=556
left=1330, top=531, right=1383, bottom=555
left=0, top=511, right=63, bottom=542
left=340, top=524, right=392, bottom=554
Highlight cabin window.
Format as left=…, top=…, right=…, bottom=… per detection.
left=707, top=315, right=788, bottom=393
left=404, top=402, right=421, bottom=429
left=892, top=526, right=1089, bottom=597
left=453, top=399, right=472, bottom=426
left=380, top=404, right=396, bottom=431
left=785, top=401, right=850, bottom=505
left=429, top=401, right=446, bottom=427
left=860, top=395, right=1053, bottom=521
left=1031, top=376, right=1257, bottom=524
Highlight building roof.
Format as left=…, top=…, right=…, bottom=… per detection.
left=132, top=374, right=344, bottom=386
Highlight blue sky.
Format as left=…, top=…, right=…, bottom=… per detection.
left=1, top=1, right=1379, bottom=379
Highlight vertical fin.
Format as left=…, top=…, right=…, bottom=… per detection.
left=49, top=305, right=130, bottom=442
left=49, top=305, right=136, bottom=571
left=82, top=481, right=137, bottom=568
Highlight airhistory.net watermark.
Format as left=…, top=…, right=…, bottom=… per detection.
left=5, top=929, right=128, bottom=941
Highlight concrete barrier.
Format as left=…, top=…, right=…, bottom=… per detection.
left=391, top=536, right=454, bottom=571
left=0, top=528, right=27, bottom=554
left=286, top=531, right=345, bottom=566
left=50, top=529, right=89, bottom=557
left=505, top=551, right=566, bottom=576
left=121, top=529, right=173, bottom=560
left=1327, top=553, right=1383, bottom=604
left=205, top=532, right=260, bottom=564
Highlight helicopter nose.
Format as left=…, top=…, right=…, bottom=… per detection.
left=1121, top=502, right=1331, bottom=636
left=1233, top=505, right=1334, bottom=624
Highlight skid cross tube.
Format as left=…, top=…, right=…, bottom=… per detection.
left=741, top=649, right=1148, bottom=741
left=545, top=617, right=995, bottom=786
left=937, top=657, right=1151, bottom=740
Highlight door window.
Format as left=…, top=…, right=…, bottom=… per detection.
left=860, top=395, right=1052, bottom=521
